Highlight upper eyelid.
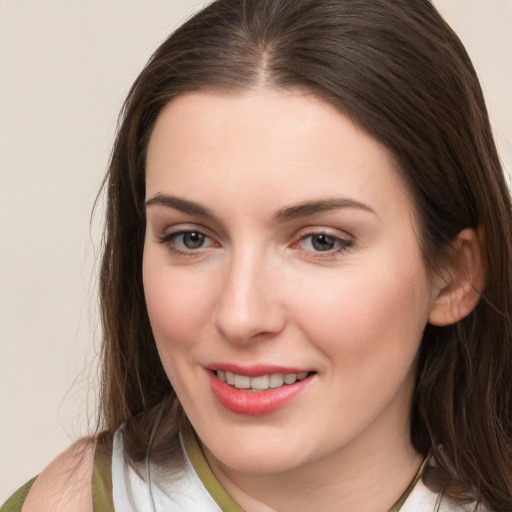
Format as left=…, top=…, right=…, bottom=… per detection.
left=151, top=216, right=230, bottom=242
left=145, top=207, right=227, bottom=239
left=292, top=225, right=355, bottom=241
left=159, top=223, right=216, bottom=238
left=159, top=228, right=215, bottom=244
left=294, top=233, right=353, bottom=249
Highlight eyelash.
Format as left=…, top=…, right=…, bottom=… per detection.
left=157, top=229, right=354, bottom=257
left=157, top=230, right=215, bottom=256
left=295, top=233, right=354, bottom=256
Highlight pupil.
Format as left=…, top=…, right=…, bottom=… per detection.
left=184, top=232, right=204, bottom=249
left=312, top=234, right=335, bottom=251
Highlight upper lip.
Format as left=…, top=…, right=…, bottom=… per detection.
left=205, top=363, right=314, bottom=377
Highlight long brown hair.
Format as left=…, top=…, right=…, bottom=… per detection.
left=98, top=0, right=512, bottom=508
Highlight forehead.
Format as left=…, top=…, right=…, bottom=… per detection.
left=145, top=88, right=415, bottom=224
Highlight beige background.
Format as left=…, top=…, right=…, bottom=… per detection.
left=1, top=0, right=510, bottom=501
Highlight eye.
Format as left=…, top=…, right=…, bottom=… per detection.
left=175, top=231, right=208, bottom=249
left=157, top=229, right=217, bottom=255
left=297, top=232, right=353, bottom=254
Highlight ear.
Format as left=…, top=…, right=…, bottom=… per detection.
left=429, top=228, right=485, bottom=327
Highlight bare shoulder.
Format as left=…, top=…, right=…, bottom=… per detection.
left=22, top=439, right=96, bottom=512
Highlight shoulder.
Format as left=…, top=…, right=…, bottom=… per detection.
left=21, top=439, right=96, bottom=512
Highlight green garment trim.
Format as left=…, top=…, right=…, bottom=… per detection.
left=0, top=477, right=38, bottom=512
left=389, top=455, right=430, bottom=512
left=92, top=434, right=115, bottom=512
left=182, top=432, right=246, bottom=512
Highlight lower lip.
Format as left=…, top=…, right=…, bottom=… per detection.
left=208, top=371, right=312, bottom=416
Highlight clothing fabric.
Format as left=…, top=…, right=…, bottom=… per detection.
left=111, top=428, right=238, bottom=511
left=1, top=429, right=489, bottom=512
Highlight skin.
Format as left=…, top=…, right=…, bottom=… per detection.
left=142, top=88, right=442, bottom=511
left=22, top=441, right=94, bottom=512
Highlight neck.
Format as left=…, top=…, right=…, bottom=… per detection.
left=203, top=415, right=423, bottom=512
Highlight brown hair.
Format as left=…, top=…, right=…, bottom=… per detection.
left=98, top=0, right=512, bottom=509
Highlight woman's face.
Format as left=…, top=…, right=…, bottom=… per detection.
left=143, top=89, right=437, bottom=475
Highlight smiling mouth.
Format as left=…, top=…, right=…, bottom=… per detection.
left=215, top=370, right=312, bottom=391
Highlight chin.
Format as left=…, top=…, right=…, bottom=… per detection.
left=197, top=422, right=320, bottom=476
left=211, top=446, right=307, bottom=475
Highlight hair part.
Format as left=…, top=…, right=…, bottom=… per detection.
left=98, top=0, right=512, bottom=508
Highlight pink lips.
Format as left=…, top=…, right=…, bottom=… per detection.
left=206, top=364, right=314, bottom=416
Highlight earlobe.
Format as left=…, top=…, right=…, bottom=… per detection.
left=429, top=228, right=485, bottom=327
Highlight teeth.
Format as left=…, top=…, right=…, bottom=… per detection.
left=284, top=373, right=297, bottom=384
left=269, top=373, right=284, bottom=388
left=216, top=370, right=310, bottom=391
left=234, top=374, right=251, bottom=389
left=251, top=375, right=270, bottom=390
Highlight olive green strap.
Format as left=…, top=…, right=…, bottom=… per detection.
left=0, top=476, right=38, bottom=512
left=389, top=455, right=430, bottom=511
left=92, top=434, right=115, bottom=512
left=182, top=432, right=246, bottom=512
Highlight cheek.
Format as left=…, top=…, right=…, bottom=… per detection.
left=290, top=251, right=432, bottom=372
left=142, top=255, right=216, bottom=354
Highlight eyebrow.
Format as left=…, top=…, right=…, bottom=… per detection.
left=145, top=194, right=376, bottom=221
left=145, top=194, right=215, bottom=218
left=273, top=197, right=376, bottom=222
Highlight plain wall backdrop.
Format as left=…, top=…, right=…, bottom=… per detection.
left=1, top=0, right=511, bottom=500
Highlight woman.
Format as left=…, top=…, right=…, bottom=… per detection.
left=3, top=0, right=511, bottom=510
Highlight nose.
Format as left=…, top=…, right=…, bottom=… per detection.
left=213, top=250, right=286, bottom=344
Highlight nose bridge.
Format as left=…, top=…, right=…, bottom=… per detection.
left=214, top=243, right=284, bottom=343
